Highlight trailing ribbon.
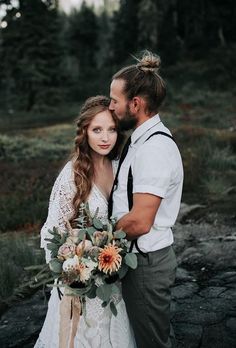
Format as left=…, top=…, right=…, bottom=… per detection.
left=59, top=290, right=81, bottom=348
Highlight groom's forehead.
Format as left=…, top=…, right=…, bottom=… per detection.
left=110, top=79, right=126, bottom=98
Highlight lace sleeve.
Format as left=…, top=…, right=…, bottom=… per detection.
left=40, top=161, right=76, bottom=263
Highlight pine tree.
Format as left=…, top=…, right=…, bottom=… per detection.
left=66, top=2, right=99, bottom=98
left=137, top=0, right=159, bottom=51
left=109, top=0, right=141, bottom=67
left=0, top=0, right=65, bottom=111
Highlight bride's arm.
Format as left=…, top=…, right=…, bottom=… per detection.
left=40, top=161, right=76, bottom=263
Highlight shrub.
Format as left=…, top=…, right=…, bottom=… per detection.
left=0, top=233, right=44, bottom=299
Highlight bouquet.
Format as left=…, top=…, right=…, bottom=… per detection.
left=45, top=203, right=137, bottom=316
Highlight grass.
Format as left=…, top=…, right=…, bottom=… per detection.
left=0, top=102, right=80, bottom=132
left=0, top=232, right=44, bottom=299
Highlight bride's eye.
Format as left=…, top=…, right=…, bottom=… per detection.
left=109, top=127, right=117, bottom=133
left=93, top=128, right=101, bottom=133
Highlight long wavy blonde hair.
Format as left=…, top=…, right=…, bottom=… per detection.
left=70, top=95, right=123, bottom=217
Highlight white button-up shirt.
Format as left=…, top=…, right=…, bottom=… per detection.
left=112, top=114, right=184, bottom=253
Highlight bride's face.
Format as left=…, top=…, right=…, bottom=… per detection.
left=87, top=110, right=118, bottom=156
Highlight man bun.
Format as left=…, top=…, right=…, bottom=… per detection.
left=136, top=50, right=161, bottom=73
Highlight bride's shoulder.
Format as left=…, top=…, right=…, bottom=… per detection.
left=55, top=160, right=74, bottom=184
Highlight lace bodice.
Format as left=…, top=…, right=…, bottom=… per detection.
left=40, top=160, right=117, bottom=263
left=36, top=160, right=136, bottom=348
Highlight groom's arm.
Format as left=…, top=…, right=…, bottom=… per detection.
left=116, top=193, right=162, bottom=239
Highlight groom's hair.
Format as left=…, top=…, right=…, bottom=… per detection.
left=112, top=50, right=166, bottom=114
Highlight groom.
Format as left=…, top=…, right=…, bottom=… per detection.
left=108, top=51, right=183, bottom=348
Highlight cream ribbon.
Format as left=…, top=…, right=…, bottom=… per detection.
left=59, top=290, right=81, bottom=348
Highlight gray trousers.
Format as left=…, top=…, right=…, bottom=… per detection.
left=122, top=246, right=177, bottom=348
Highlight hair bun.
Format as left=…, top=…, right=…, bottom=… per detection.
left=136, top=50, right=161, bottom=73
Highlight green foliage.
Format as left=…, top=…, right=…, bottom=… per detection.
left=0, top=103, right=79, bottom=131
left=0, top=156, right=64, bottom=232
left=0, top=232, right=44, bottom=299
left=208, top=147, right=236, bottom=171
left=124, top=253, right=138, bottom=269
left=96, top=283, right=113, bottom=302
left=0, top=134, right=71, bottom=162
left=109, top=0, right=141, bottom=65
left=173, top=128, right=236, bottom=201
left=203, top=175, right=230, bottom=198
left=49, top=258, right=63, bottom=274
left=110, top=300, right=118, bottom=316
left=0, top=0, right=66, bottom=111
left=65, top=3, right=100, bottom=98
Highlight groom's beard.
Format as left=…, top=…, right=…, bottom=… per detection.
left=119, top=105, right=138, bottom=131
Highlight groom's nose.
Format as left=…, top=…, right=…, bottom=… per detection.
left=109, top=100, right=115, bottom=111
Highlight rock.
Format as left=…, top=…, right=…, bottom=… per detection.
left=173, top=323, right=203, bottom=348
left=226, top=317, right=236, bottom=332
left=0, top=290, right=48, bottom=348
left=201, top=323, right=236, bottom=348
left=172, top=282, right=199, bottom=299
left=198, top=286, right=226, bottom=298
left=175, top=267, right=195, bottom=282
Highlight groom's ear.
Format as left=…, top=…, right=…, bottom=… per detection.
left=130, top=96, right=142, bottom=113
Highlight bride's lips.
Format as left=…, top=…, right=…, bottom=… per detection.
left=98, top=145, right=110, bottom=149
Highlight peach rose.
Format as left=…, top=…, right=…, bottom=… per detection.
left=58, top=243, right=76, bottom=260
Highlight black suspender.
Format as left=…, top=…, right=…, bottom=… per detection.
left=108, top=136, right=131, bottom=218
left=108, top=131, right=175, bottom=257
left=128, top=131, right=175, bottom=256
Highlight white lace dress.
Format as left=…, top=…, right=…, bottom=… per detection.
left=34, top=161, right=136, bottom=348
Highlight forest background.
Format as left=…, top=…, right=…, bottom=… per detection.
left=0, top=0, right=235, bottom=301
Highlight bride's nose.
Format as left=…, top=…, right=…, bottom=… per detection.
left=101, top=132, right=109, bottom=142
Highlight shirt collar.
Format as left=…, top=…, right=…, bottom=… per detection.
left=131, top=114, right=161, bottom=145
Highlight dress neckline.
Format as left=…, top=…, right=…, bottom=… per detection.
left=93, top=184, right=108, bottom=203
left=92, top=160, right=118, bottom=204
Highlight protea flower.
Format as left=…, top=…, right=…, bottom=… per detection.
left=98, top=242, right=122, bottom=274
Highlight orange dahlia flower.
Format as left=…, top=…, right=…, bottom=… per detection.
left=98, top=242, right=122, bottom=274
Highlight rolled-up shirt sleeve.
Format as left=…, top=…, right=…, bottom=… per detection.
left=132, top=141, right=172, bottom=198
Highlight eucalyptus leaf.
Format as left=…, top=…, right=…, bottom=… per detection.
left=87, top=226, right=96, bottom=235
left=111, top=283, right=120, bottom=294
left=101, top=301, right=108, bottom=308
left=118, top=264, right=129, bottom=279
left=114, top=230, right=126, bottom=239
left=50, top=250, right=58, bottom=258
left=124, top=253, right=138, bottom=269
left=49, top=259, right=63, bottom=274
left=46, top=243, right=59, bottom=251
left=78, top=230, right=86, bottom=240
left=110, top=301, right=118, bottom=316
left=93, top=218, right=103, bottom=230
left=96, top=284, right=112, bottom=302
left=86, top=284, right=97, bottom=299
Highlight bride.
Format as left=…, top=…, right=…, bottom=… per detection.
left=34, top=96, right=136, bottom=348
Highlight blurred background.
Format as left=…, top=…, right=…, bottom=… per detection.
left=0, top=0, right=236, bottom=343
